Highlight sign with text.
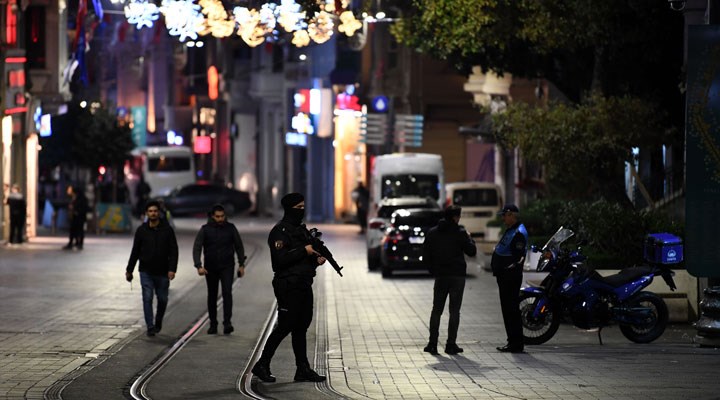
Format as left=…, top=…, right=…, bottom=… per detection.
left=130, top=106, right=147, bottom=147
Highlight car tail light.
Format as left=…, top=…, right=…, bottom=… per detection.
left=369, top=221, right=385, bottom=230
left=387, top=231, right=404, bottom=243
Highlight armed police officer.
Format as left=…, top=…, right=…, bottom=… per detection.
left=491, top=204, right=528, bottom=353
left=252, top=192, right=327, bottom=383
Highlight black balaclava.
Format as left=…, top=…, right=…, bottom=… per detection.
left=281, top=192, right=305, bottom=225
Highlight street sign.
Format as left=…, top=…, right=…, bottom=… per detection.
left=394, top=114, right=424, bottom=147
left=360, top=113, right=388, bottom=145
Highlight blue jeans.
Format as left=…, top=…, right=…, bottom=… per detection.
left=140, top=272, right=169, bottom=330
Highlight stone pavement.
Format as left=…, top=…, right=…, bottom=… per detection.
left=2, top=222, right=720, bottom=400
left=319, top=225, right=720, bottom=400
left=0, top=228, right=202, bottom=399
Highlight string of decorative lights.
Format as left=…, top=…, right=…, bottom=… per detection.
left=123, top=0, right=363, bottom=47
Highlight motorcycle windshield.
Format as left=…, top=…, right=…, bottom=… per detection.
left=542, top=227, right=575, bottom=251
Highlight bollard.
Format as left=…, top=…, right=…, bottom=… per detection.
left=694, top=286, right=720, bottom=347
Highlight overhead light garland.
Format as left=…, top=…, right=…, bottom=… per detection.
left=123, top=0, right=361, bottom=48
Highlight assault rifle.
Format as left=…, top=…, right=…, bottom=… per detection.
left=301, top=225, right=344, bottom=277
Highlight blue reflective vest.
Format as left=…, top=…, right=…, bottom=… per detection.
left=494, top=223, right=528, bottom=257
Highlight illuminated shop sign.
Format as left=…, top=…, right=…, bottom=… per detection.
left=285, top=131, right=307, bottom=147
left=336, top=92, right=361, bottom=111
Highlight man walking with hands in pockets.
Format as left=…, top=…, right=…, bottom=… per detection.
left=193, top=204, right=246, bottom=335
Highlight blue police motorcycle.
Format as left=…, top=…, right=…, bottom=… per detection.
left=519, top=227, right=678, bottom=345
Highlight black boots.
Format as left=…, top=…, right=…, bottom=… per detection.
left=423, top=342, right=438, bottom=355
left=251, top=361, right=276, bottom=383
left=445, top=343, right=463, bottom=355
left=294, top=364, right=326, bottom=382
left=496, top=344, right=524, bottom=353
left=252, top=361, right=325, bottom=383
left=207, top=322, right=218, bottom=334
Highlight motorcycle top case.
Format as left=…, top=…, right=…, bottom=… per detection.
left=644, top=233, right=683, bottom=264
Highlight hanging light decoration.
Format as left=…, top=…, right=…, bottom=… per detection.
left=337, top=10, right=361, bottom=36
left=234, top=7, right=266, bottom=47
left=124, top=0, right=364, bottom=47
left=292, top=29, right=311, bottom=47
left=125, top=0, right=160, bottom=29
left=307, top=11, right=333, bottom=44
left=198, top=0, right=235, bottom=38
left=161, top=0, right=204, bottom=42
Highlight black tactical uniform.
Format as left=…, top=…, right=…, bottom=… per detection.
left=252, top=193, right=326, bottom=383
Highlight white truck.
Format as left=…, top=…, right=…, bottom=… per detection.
left=365, top=153, right=445, bottom=268
left=369, top=152, right=445, bottom=215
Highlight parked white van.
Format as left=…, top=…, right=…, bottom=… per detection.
left=124, top=146, right=196, bottom=208
left=445, top=181, right=502, bottom=239
left=370, top=153, right=445, bottom=214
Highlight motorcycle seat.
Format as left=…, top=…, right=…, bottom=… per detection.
left=593, top=265, right=654, bottom=288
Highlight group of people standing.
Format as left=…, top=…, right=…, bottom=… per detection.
left=423, top=203, right=528, bottom=355
left=4, top=183, right=87, bottom=249
left=122, top=186, right=527, bottom=385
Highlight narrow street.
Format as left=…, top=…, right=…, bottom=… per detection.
left=1, top=217, right=718, bottom=399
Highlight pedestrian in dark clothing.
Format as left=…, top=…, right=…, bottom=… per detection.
left=63, top=185, right=88, bottom=250
left=6, top=184, right=26, bottom=244
left=125, top=200, right=179, bottom=337
left=491, top=204, right=528, bottom=353
left=252, top=192, right=328, bottom=384
left=422, top=205, right=477, bottom=355
left=351, top=181, right=370, bottom=234
left=193, top=204, right=246, bottom=335
left=136, top=176, right=152, bottom=218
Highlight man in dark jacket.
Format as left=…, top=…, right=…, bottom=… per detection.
left=422, top=205, right=477, bottom=355
left=491, top=204, right=528, bottom=353
left=251, top=192, right=328, bottom=383
left=125, top=200, right=179, bottom=337
left=193, top=204, right=246, bottom=335
left=63, top=184, right=88, bottom=250
left=6, top=184, right=26, bottom=244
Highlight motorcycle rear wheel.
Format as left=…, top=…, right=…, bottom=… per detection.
left=618, top=291, right=669, bottom=344
left=519, top=292, right=560, bottom=345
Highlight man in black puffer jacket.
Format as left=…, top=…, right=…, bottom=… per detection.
left=422, top=205, right=477, bottom=355
left=126, top=200, right=179, bottom=337
left=193, top=204, right=246, bottom=335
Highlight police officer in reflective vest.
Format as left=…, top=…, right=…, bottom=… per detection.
left=252, top=192, right=327, bottom=383
left=491, top=204, right=528, bottom=353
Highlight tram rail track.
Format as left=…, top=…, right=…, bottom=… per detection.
left=126, top=244, right=341, bottom=400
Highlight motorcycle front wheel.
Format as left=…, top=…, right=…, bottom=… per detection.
left=618, top=291, right=669, bottom=344
left=519, top=292, right=560, bottom=345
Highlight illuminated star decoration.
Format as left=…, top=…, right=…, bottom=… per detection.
left=124, top=0, right=160, bottom=29
left=161, top=0, right=204, bottom=42
left=234, top=7, right=265, bottom=46
left=338, top=11, right=361, bottom=36
left=198, top=0, right=236, bottom=38
left=123, top=0, right=363, bottom=47
left=307, top=11, right=334, bottom=44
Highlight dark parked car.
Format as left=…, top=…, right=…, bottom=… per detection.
left=157, top=183, right=251, bottom=216
left=379, top=208, right=445, bottom=278
left=366, top=197, right=440, bottom=270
